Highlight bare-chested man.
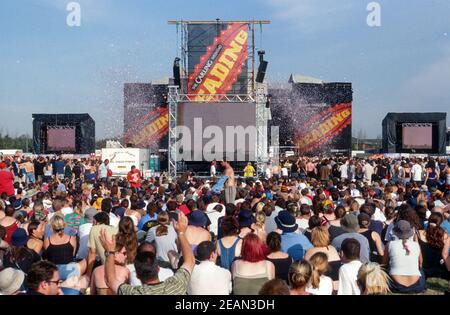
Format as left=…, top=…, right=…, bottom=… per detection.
left=221, top=160, right=236, bottom=203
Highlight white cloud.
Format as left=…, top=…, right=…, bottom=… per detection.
left=264, top=0, right=355, bottom=32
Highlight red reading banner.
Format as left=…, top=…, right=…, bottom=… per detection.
left=124, top=107, right=168, bottom=148
left=188, top=23, right=248, bottom=102
left=295, top=103, right=352, bottom=154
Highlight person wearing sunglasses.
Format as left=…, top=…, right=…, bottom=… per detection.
left=21, top=260, right=63, bottom=295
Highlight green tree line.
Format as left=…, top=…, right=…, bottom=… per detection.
left=0, top=133, right=33, bottom=152
left=0, top=132, right=122, bottom=153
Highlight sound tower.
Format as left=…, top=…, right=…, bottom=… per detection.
left=173, top=57, right=181, bottom=87
left=256, top=60, right=268, bottom=83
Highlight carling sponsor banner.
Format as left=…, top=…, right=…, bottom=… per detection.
left=124, top=107, right=168, bottom=148
left=295, top=103, right=352, bottom=154
left=187, top=23, right=248, bottom=101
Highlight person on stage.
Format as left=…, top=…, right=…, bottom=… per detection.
left=222, top=160, right=236, bottom=203
left=244, top=162, right=255, bottom=178
left=210, top=160, right=217, bottom=178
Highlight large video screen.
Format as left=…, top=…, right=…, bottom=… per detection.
left=177, top=102, right=256, bottom=161
left=47, top=127, right=76, bottom=151
left=402, top=124, right=433, bottom=150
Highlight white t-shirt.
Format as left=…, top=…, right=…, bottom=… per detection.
left=281, top=167, right=288, bottom=177
left=340, top=163, right=349, bottom=179
left=363, top=164, right=374, bottom=183
left=306, top=275, right=333, bottom=295
left=109, top=213, right=120, bottom=228
left=188, top=261, right=232, bottom=295
left=373, top=208, right=386, bottom=223
left=338, top=260, right=362, bottom=295
left=412, top=164, right=423, bottom=181
left=61, top=207, right=74, bottom=216
left=296, top=218, right=310, bottom=232
left=99, top=163, right=108, bottom=178
left=205, top=204, right=225, bottom=236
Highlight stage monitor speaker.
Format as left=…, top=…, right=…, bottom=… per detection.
left=173, top=58, right=181, bottom=87
left=256, top=61, right=268, bottom=83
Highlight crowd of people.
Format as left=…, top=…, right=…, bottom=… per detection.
left=0, top=154, right=449, bottom=295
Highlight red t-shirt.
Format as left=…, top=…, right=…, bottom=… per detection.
left=127, top=169, right=141, bottom=188
left=178, top=204, right=191, bottom=215
left=0, top=169, right=14, bottom=196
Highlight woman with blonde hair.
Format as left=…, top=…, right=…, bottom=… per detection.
left=306, top=252, right=333, bottom=295
left=251, top=212, right=267, bottom=242
left=43, top=214, right=88, bottom=293
left=44, top=214, right=77, bottom=265
left=357, top=262, right=390, bottom=295
left=304, top=226, right=341, bottom=284
left=288, top=260, right=313, bottom=295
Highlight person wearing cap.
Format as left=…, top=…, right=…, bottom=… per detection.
left=238, top=209, right=255, bottom=239
left=3, top=228, right=41, bottom=278
left=0, top=268, right=25, bottom=295
left=383, top=220, right=426, bottom=293
left=331, top=214, right=370, bottom=264
left=276, top=211, right=313, bottom=261
left=75, top=207, right=97, bottom=260
left=185, top=210, right=212, bottom=254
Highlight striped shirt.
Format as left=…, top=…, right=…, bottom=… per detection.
left=118, top=268, right=190, bottom=295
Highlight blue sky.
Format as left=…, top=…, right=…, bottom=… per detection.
left=1, top=0, right=449, bottom=139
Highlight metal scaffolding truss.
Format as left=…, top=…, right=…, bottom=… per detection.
left=167, top=20, right=272, bottom=178
left=168, top=87, right=271, bottom=178
left=168, top=20, right=271, bottom=94
left=176, top=94, right=255, bottom=103
left=255, top=83, right=269, bottom=177
left=168, top=86, right=179, bottom=179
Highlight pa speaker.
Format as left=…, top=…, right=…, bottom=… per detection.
left=173, top=58, right=181, bottom=87
left=256, top=61, right=268, bottom=83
